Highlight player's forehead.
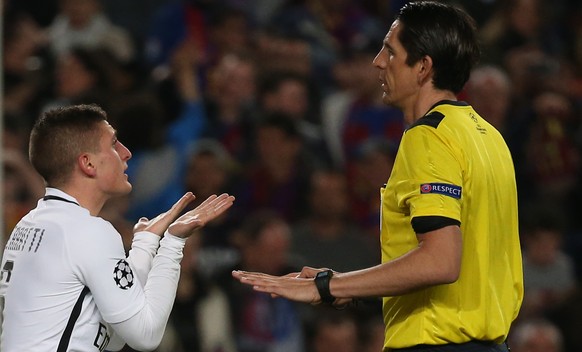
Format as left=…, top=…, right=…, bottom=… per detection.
left=98, top=120, right=115, bottom=135
left=94, top=120, right=117, bottom=143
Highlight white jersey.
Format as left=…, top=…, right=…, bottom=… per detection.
left=0, top=188, right=183, bottom=351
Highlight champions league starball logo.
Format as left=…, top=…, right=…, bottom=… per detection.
left=113, top=259, right=134, bottom=290
left=421, top=184, right=433, bottom=193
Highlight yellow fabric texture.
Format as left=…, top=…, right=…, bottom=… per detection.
left=380, top=102, right=523, bottom=349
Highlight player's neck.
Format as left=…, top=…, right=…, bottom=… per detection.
left=58, top=183, right=108, bottom=216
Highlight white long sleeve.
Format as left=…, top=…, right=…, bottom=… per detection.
left=110, top=233, right=186, bottom=351
left=126, top=231, right=161, bottom=287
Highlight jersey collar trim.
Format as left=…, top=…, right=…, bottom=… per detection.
left=426, top=100, right=469, bottom=115
left=43, top=187, right=80, bottom=206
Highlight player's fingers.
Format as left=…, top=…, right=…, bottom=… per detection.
left=200, top=193, right=232, bottom=211
left=183, top=194, right=234, bottom=223
left=155, top=193, right=196, bottom=228
left=192, top=194, right=219, bottom=212
left=136, top=217, right=149, bottom=225
left=206, top=195, right=235, bottom=218
left=133, top=217, right=150, bottom=232
left=166, top=192, right=195, bottom=217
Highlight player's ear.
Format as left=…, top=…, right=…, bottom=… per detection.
left=78, top=153, right=97, bottom=177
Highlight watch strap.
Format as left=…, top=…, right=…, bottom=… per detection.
left=314, top=270, right=335, bottom=304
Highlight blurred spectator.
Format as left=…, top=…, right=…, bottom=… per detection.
left=144, top=0, right=210, bottom=68
left=206, top=6, right=254, bottom=65
left=184, top=139, right=238, bottom=247
left=480, top=0, right=565, bottom=64
left=509, top=319, right=563, bottom=352
left=4, top=0, right=59, bottom=27
left=235, top=0, right=287, bottom=27
left=157, top=234, right=237, bottom=352
left=546, top=289, right=582, bottom=352
left=451, top=0, right=499, bottom=27
left=258, top=70, right=330, bottom=165
left=145, top=1, right=254, bottom=70
left=503, top=48, right=565, bottom=101
left=321, top=41, right=404, bottom=183
left=291, top=168, right=379, bottom=272
left=231, top=114, right=317, bottom=223
left=267, top=0, right=385, bottom=90
left=3, top=114, right=32, bottom=154
left=519, top=203, right=577, bottom=320
left=3, top=10, right=52, bottom=120
left=42, top=46, right=125, bottom=112
left=349, top=138, right=397, bottom=238
left=113, top=39, right=207, bottom=221
left=309, top=308, right=359, bottom=352
left=523, top=92, right=580, bottom=211
left=360, top=314, right=386, bottom=352
left=46, top=0, right=135, bottom=63
left=254, top=30, right=312, bottom=80
left=97, top=0, right=167, bottom=53
left=464, top=65, right=512, bottom=132
left=217, top=211, right=305, bottom=352
left=183, top=139, right=241, bottom=280
left=2, top=149, right=45, bottom=235
left=202, top=52, right=258, bottom=162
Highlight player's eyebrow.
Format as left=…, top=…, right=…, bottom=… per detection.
left=111, top=129, right=119, bottom=143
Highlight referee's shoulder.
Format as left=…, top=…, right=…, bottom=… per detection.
left=408, top=111, right=445, bottom=130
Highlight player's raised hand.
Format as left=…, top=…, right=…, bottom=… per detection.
left=133, top=192, right=197, bottom=236
left=168, top=193, right=235, bottom=238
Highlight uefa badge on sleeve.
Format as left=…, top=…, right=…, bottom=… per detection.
left=113, top=259, right=134, bottom=289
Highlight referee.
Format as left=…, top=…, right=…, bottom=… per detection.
left=233, top=2, right=523, bottom=351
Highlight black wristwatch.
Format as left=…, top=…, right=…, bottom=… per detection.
left=314, top=270, right=335, bottom=304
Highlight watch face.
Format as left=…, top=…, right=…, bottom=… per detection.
left=317, top=270, right=332, bottom=279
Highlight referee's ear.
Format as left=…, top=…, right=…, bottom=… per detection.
left=417, top=55, right=434, bottom=86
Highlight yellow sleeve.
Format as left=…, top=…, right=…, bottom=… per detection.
left=396, top=125, right=463, bottom=222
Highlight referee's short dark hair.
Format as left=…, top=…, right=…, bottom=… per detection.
left=396, top=1, right=480, bottom=94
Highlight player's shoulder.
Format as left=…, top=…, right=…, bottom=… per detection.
left=62, top=215, right=122, bottom=262
left=40, top=205, right=111, bottom=231
left=77, top=215, right=118, bottom=239
left=42, top=207, right=118, bottom=245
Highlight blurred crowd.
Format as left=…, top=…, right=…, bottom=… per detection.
left=3, top=0, right=582, bottom=351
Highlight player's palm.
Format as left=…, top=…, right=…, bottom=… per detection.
left=133, top=192, right=196, bottom=236
left=168, top=193, right=235, bottom=238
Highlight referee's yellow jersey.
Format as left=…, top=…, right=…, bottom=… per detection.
left=380, top=101, right=523, bottom=349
